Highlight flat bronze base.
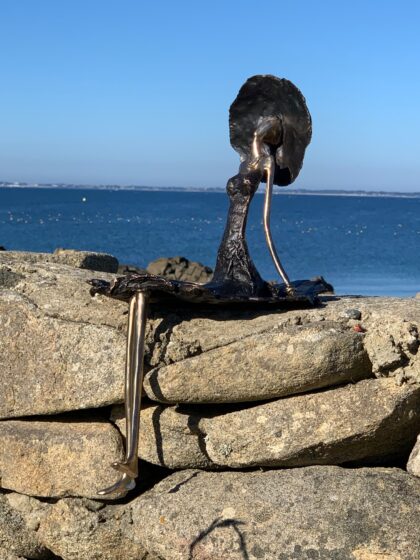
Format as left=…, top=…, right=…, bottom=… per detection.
left=89, top=274, right=332, bottom=308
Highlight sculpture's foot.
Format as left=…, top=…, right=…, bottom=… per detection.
left=98, top=472, right=136, bottom=498
left=285, top=284, right=296, bottom=296
left=112, top=459, right=138, bottom=478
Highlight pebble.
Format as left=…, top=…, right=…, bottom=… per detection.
left=343, top=308, right=362, bottom=320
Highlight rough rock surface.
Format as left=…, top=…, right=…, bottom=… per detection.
left=1, top=251, right=419, bottom=416
left=0, top=493, right=52, bottom=559
left=0, top=252, right=126, bottom=327
left=52, top=249, right=119, bottom=272
left=31, top=498, right=149, bottom=560
left=128, top=466, right=420, bottom=560
left=203, top=378, right=420, bottom=468
left=1, top=250, right=420, bottom=559
left=111, top=404, right=214, bottom=470
left=115, top=378, right=420, bottom=469
left=144, top=322, right=372, bottom=403
left=408, top=433, right=420, bottom=477
left=0, top=420, right=124, bottom=499
left=0, top=253, right=127, bottom=417
left=3, top=249, right=119, bottom=272
left=147, top=256, right=213, bottom=283
left=144, top=295, right=420, bottom=401
left=8, top=467, right=420, bottom=559
left=0, top=290, right=126, bottom=418
left=4, top=491, right=166, bottom=560
left=363, top=318, right=419, bottom=383
left=0, top=553, right=26, bottom=560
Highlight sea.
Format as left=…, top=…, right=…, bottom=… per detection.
left=1, top=186, right=419, bottom=297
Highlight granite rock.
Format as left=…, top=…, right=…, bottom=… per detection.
left=1, top=250, right=420, bottom=416
left=0, top=552, right=26, bottom=560
left=0, top=420, right=124, bottom=499
left=0, top=252, right=127, bottom=327
left=407, top=433, right=420, bottom=477
left=0, top=253, right=128, bottom=418
left=52, top=249, right=119, bottom=272
left=111, top=404, right=214, bottom=470
left=144, top=322, right=372, bottom=403
left=364, top=319, right=419, bottom=382
left=115, top=378, right=420, bottom=469
left=204, top=377, right=420, bottom=468
left=2, top=249, right=118, bottom=272
left=0, top=291, right=126, bottom=418
left=4, top=492, right=48, bottom=534
left=10, top=467, right=420, bottom=559
left=128, top=466, right=420, bottom=560
left=0, top=493, right=52, bottom=559
left=32, top=498, right=149, bottom=560
left=145, top=296, right=420, bottom=396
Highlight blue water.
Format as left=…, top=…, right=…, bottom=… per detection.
left=1, top=187, right=419, bottom=296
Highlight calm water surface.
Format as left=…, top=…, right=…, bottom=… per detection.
left=0, top=188, right=419, bottom=296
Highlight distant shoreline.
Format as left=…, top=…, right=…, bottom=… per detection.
left=1, top=182, right=420, bottom=199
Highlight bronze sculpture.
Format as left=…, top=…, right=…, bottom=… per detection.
left=90, top=75, right=332, bottom=496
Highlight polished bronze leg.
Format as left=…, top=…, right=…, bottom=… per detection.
left=262, top=154, right=293, bottom=292
left=98, top=291, right=149, bottom=496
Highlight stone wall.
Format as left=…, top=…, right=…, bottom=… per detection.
left=0, top=250, right=419, bottom=559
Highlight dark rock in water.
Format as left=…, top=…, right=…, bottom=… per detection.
left=147, top=256, right=213, bottom=284
left=0, top=246, right=6, bottom=251
left=118, top=257, right=212, bottom=282
left=117, top=263, right=148, bottom=276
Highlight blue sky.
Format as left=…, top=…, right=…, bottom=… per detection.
left=1, top=0, right=419, bottom=191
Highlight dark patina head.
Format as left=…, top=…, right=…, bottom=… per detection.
left=229, top=75, right=312, bottom=186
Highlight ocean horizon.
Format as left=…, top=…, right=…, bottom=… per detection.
left=1, top=186, right=419, bottom=297
left=2, top=181, right=420, bottom=199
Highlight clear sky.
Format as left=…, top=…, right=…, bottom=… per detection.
left=1, top=0, right=419, bottom=191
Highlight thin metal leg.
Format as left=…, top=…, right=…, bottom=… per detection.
left=125, top=296, right=137, bottom=459
left=116, top=291, right=148, bottom=476
left=98, top=291, right=149, bottom=496
left=262, top=155, right=293, bottom=292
